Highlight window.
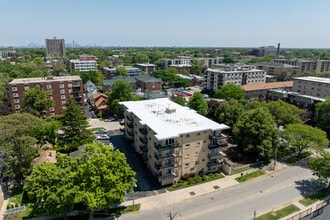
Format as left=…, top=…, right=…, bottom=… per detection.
left=186, top=134, right=190, bottom=138
left=195, top=161, right=200, bottom=165
left=165, top=138, right=174, bottom=145
left=195, top=151, right=200, bottom=157
left=12, top=86, right=17, bottom=91
left=60, top=84, right=64, bottom=88
left=50, top=113, right=55, bottom=116
left=15, top=104, right=20, bottom=109
left=13, top=92, right=19, bottom=97
left=185, top=154, right=190, bottom=159
left=196, top=132, right=200, bottom=136
left=24, top=86, right=29, bottom=90
left=196, top=142, right=200, bottom=147
left=47, top=84, right=52, bottom=89
left=50, top=107, right=55, bottom=111
left=185, top=144, right=190, bottom=149
left=60, top=89, right=65, bottom=94
left=61, top=95, right=66, bottom=100
left=184, top=163, right=189, bottom=168
left=14, top=99, right=20, bottom=103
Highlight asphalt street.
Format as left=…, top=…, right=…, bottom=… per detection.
left=120, top=166, right=323, bottom=220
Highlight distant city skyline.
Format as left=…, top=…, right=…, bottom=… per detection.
left=1, top=0, right=330, bottom=48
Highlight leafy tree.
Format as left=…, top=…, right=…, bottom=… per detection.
left=174, top=96, right=185, bottom=106
left=223, top=54, right=235, bottom=63
left=233, top=107, right=279, bottom=161
left=23, top=85, right=54, bottom=117
left=58, top=98, right=94, bottom=151
left=282, top=123, right=329, bottom=156
left=215, top=99, right=244, bottom=128
left=206, top=99, right=221, bottom=120
left=0, top=113, right=45, bottom=187
left=115, top=67, right=128, bottom=76
left=188, top=92, right=208, bottom=116
left=151, top=68, right=191, bottom=88
left=24, top=156, right=79, bottom=218
left=76, top=143, right=136, bottom=217
left=0, top=104, right=13, bottom=115
left=265, top=101, right=303, bottom=127
left=314, top=98, right=330, bottom=137
left=308, top=152, right=330, bottom=188
left=191, top=60, right=205, bottom=75
left=214, top=84, right=244, bottom=100
left=30, top=120, right=61, bottom=146
left=132, top=53, right=149, bottom=64
left=106, top=80, right=133, bottom=117
left=52, top=62, right=68, bottom=76
left=243, top=100, right=267, bottom=110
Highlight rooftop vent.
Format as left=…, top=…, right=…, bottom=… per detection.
left=165, top=107, right=176, bottom=114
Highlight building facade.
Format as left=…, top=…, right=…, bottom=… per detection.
left=292, top=76, right=330, bottom=98
left=7, top=75, right=84, bottom=116
left=241, top=81, right=293, bottom=100
left=69, top=59, right=97, bottom=72
left=136, top=64, right=157, bottom=74
left=205, top=65, right=267, bottom=91
left=102, top=66, right=142, bottom=79
left=45, top=37, right=66, bottom=57
left=120, top=98, right=229, bottom=186
left=272, top=59, right=330, bottom=73
left=254, top=62, right=298, bottom=81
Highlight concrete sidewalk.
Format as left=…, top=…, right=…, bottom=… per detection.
left=122, top=162, right=287, bottom=212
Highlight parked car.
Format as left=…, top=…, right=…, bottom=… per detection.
left=97, top=134, right=110, bottom=140
left=95, top=129, right=107, bottom=134
left=105, top=117, right=115, bottom=122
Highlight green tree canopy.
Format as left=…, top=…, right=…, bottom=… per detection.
left=265, top=101, right=303, bottom=127
left=58, top=98, right=94, bottom=152
left=314, top=98, right=330, bottom=137
left=115, top=67, right=128, bottom=76
left=24, top=143, right=136, bottom=218
left=23, top=84, right=54, bottom=117
left=0, top=113, right=45, bottom=187
left=282, top=123, right=329, bottom=156
left=233, top=107, right=279, bottom=161
left=174, top=96, right=186, bottom=106
left=308, top=152, right=330, bottom=188
left=215, top=99, right=244, bottom=128
left=188, top=92, right=208, bottom=116
left=213, top=84, right=245, bottom=100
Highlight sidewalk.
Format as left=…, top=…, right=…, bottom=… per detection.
left=121, top=161, right=287, bottom=211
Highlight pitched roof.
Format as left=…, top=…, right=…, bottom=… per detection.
left=31, top=150, right=57, bottom=166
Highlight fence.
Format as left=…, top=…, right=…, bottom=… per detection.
left=285, top=199, right=329, bottom=220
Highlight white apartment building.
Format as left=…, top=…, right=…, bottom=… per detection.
left=292, top=76, right=330, bottom=98
left=69, top=59, right=97, bottom=72
left=120, top=98, right=229, bottom=186
left=205, top=65, right=267, bottom=91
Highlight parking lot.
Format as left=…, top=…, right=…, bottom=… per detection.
left=89, top=119, right=165, bottom=198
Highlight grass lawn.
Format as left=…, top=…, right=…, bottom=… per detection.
left=299, top=188, right=330, bottom=206
left=284, top=151, right=312, bottom=164
left=8, top=190, right=23, bottom=207
left=235, top=170, right=265, bottom=183
left=231, top=166, right=253, bottom=175
left=167, top=173, right=224, bottom=191
left=256, top=204, right=300, bottom=220
left=213, top=185, right=220, bottom=189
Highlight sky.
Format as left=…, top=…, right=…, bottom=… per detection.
left=1, top=0, right=330, bottom=48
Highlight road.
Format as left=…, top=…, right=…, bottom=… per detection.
left=121, top=166, right=323, bottom=220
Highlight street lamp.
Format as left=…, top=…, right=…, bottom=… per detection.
left=132, top=183, right=137, bottom=211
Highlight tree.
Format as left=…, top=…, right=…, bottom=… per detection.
left=58, top=98, right=94, bottom=151
left=282, top=123, right=329, bottom=156
left=23, top=85, right=54, bottom=117
left=30, top=119, right=61, bottom=146
left=265, top=101, right=303, bottom=127
left=191, top=60, right=205, bottom=75
left=214, top=84, right=244, bottom=100
left=0, top=113, right=45, bottom=187
left=115, top=67, right=128, bottom=76
left=76, top=143, right=136, bottom=218
left=72, top=70, right=104, bottom=84
left=188, top=92, right=208, bottom=116
left=174, top=96, right=185, bottom=106
left=232, top=107, right=279, bottom=161
left=24, top=156, right=79, bottom=218
left=314, top=98, right=330, bottom=137
left=308, top=152, right=330, bottom=188
left=107, top=80, right=133, bottom=117
left=223, top=54, right=235, bottom=63
left=24, top=143, right=136, bottom=219
left=215, top=99, right=244, bottom=128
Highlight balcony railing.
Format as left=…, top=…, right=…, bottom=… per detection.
left=127, top=122, right=133, bottom=128
left=155, top=152, right=174, bottom=161
left=155, top=162, right=174, bottom=171
left=209, top=133, right=227, bottom=140
left=155, top=142, right=179, bottom=151
left=119, top=120, right=125, bottom=126
left=208, top=150, right=223, bottom=160
left=157, top=172, right=178, bottom=181
left=139, top=137, right=147, bottom=144
left=140, top=145, right=148, bottom=153
left=119, top=128, right=125, bottom=132
left=208, top=141, right=228, bottom=149
left=139, top=128, right=148, bottom=135
left=208, top=159, right=223, bottom=168
left=126, top=115, right=134, bottom=121
left=127, top=131, right=134, bottom=136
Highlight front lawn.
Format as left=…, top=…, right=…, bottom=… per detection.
left=284, top=151, right=312, bottom=164
left=235, top=170, right=265, bottom=183
left=299, top=188, right=330, bottom=206
left=256, top=204, right=300, bottom=220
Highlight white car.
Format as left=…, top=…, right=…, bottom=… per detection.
left=97, top=134, right=110, bottom=140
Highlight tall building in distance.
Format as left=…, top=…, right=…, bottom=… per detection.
left=45, top=37, right=66, bottom=57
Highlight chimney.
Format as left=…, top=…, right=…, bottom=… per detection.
left=277, top=43, right=280, bottom=57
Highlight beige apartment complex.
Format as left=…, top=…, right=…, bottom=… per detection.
left=292, top=76, right=330, bottom=98
left=205, top=65, right=266, bottom=91
left=273, top=59, right=330, bottom=73
left=120, top=98, right=229, bottom=186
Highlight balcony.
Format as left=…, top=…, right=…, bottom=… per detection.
left=208, top=150, right=224, bottom=160
left=157, top=171, right=178, bottom=181
left=154, top=142, right=179, bottom=151
left=140, top=145, right=148, bottom=153
left=139, top=137, right=147, bottom=144
left=119, top=128, right=125, bottom=132
left=127, top=131, right=134, bottom=137
left=208, top=159, right=223, bottom=168
left=208, top=141, right=228, bottom=149
left=119, top=120, right=125, bottom=126
left=209, top=133, right=227, bottom=140
left=155, top=152, right=174, bottom=161
left=139, top=128, right=148, bottom=135
left=126, top=115, right=134, bottom=121
left=127, top=122, right=133, bottom=128
left=155, top=162, right=174, bottom=171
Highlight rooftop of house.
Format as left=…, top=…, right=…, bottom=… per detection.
left=9, top=75, right=82, bottom=84
left=241, top=81, right=293, bottom=91
left=120, top=98, right=229, bottom=140
left=293, top=76, right=330, bottom=84
left=31, top=150, right=57, bottom=166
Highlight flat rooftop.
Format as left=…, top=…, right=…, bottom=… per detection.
left=120, top=98, right=229, bottom=140
left=241, top=81, right=293, bottom=91
left=9, top=75, right=82, bottom=84
left=293, top=76, right=330, bottom=84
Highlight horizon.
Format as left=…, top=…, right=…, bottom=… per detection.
left=1, top=0, right=330, bottom=48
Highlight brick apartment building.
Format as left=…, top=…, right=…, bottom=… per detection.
left=120, top=98, right=229, bottom=186
left=7, top=75, right=84, bottom=116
